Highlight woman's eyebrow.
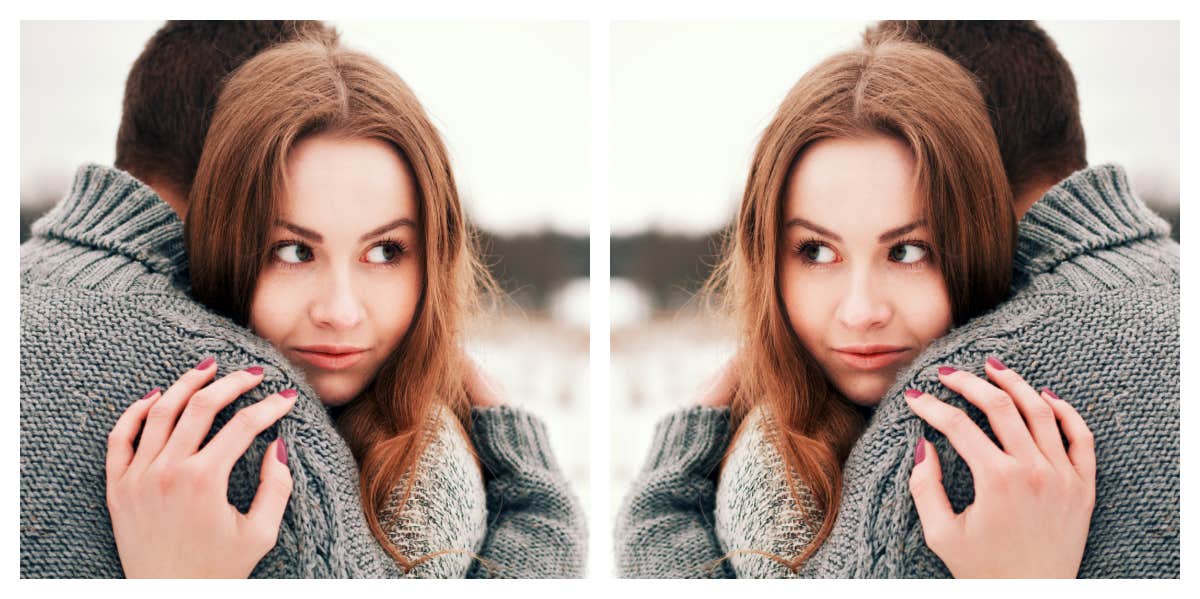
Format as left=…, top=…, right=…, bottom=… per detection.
left=359, top=218, right=417, bottom=242
left=275, top=220, right=322, bottom=243
left=878, top=220, right=927, bottom=242
left=785, top=218, right=841, bottom=241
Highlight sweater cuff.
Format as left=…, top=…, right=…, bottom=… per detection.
left=469, top=406, right=558, bottom=476
left=643, top=406, right=732, bottom=474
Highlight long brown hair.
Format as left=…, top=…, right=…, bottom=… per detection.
left=708, top=37, right=1016, bottom=570
left=185, top=38, right=494, bottom=570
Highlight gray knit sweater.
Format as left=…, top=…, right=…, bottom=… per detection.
left=615, top=164, right=1179, bottom=578
left=20, top=164, right=586, bottom=578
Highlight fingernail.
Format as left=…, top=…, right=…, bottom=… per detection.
left=1041, top=387, right=1060, bottom=400
left=140, top=387, right=161, bottom=401
left=276, top=438, right=288, bottom=464
left=195, top=356, right=215, bottom=370
left=904, top=388, right=923, bottom=399
left=986, top=356, right=1007, bottom=370
left=280, top=388, right=298, bottom=399
left=937, top=366, right=957, bottom=376
left=914, top=438, right=926, bottom=465
left=244, top=366, right=264, bottom=376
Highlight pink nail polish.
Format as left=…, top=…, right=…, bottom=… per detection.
left=195, top=356, right=215, bottom=371
left=276, top=438, right=288, bottom=464
left=937, top=366, right=957, bottom=376
left=245, top=366, right=264, bottom=376
left=140, top=387, right=161, bottom=401
left=1041, top=387, right=1061, bottom=400
left=986, top=356, right=1007, bottom=370
left=280, top=388, right=298, bottom=399
left=904, top=388, right=923, bottom=399
left=914, top=438, right=926, bottom=465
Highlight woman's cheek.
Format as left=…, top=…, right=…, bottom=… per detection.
left=248, top=270, right=300, bottom=342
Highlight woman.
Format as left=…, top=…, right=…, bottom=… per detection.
left=106, top=38, right=502, bottom=577
left=664, top=38, right=1092, bottom=577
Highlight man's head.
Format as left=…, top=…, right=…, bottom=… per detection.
left=863, top=21, right=1087, bottom=213
left=114, top=21, right=339, bottom=211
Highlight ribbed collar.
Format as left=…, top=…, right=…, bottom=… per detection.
left=31, top=163, right=188, bottom=280
left=1014, top=163, right=1170, bottom=277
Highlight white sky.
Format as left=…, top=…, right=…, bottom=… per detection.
left=21, top=21, right=1179, bottom=237
left=20, top=21, right=591, bottom=235
left=610, top=20, right=1181, bottom=235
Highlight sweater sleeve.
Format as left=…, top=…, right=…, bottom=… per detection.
left=465, top=406, right=586, bottom=578
left=614, top=406, right=735, bottom=578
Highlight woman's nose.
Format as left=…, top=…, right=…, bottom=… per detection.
left=835, top=269, right=893, bottom=331
left=309, top=270, right=365, bottom=330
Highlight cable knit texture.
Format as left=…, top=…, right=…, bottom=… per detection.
left=615, top=406, right=733, bottom=578
left=714, top=408, right=818, bottom=578
left=466, top=406, right=588, bottom=578
left=20, top=164, right=585, bottom=578
left=386, top=409, right=488, bottom=578
left=615, top=164, right=1180, bottom=578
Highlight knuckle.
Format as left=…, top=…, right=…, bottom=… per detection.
left=1024, top=464, right=1052, bottom=494
left=147, top=464, right=178, bottom=495
left=230, top=409, right=266, bottom=436
left=944, top=408, right=975, bottom=435
left=147, top=400, right=176, bottom=421
left=984, top=389, right=1014, bottom=412
left=1024, top=400, right=1054, bottom=422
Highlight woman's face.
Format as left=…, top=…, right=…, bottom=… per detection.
left=249, top=134, right=424, bottom=406
left=778, top=135, right=952, bottom=407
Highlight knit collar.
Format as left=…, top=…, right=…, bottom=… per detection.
left=31, top=163, right=188, bottom=281
left=1014, top=163, right=1170, bottom=278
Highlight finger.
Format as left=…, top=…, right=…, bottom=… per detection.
left=131, top=356, right=218, bottom=471
left=908, top=437, right=956, bottom=554
left=904, top=388, right=1007, bottom=472
left=1041, top=389, right=1096, bottom=484
left=983, top=357, right=1071, bottom=469
left=199, top=389, right=299, bottom=474
left=106, top=388, right=161, bottom=484
left=936, top=365, right=1040, bottom=461
left=244, top=438, right=293, bottom=555
left=159, top=366, right=267, bottom=461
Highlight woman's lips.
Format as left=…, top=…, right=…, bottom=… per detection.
left=292, top=347, right=368, bottom=371
left=832, top=345, right=910, bottom=370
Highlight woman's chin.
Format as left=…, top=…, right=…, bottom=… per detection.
left=833, top=378, right=888, bottom=408
left=307, top=376, right=368, bottom=407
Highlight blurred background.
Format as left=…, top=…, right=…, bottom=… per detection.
left=20, top=20, right=591, bottom=549
left=608, top=20, right=1180, bottom=565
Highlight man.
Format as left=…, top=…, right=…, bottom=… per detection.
left=21, top=21, right=584, bottom=578
left=616, top=20, right=1178, bottom=578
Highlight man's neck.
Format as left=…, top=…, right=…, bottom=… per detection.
left=1014, top=176, right=1063, bottom=220
left=135, top=173, right=187, bottom=220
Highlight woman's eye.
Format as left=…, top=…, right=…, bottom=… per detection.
left=273, top=243, right=313, bottom=264
left=798, top=242, right=838, bottom=264
left=889, top=243, right=928, bottom=264
left=365, top=242, right=405, bottom=264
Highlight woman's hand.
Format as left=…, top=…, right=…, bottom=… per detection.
left=903, top=356, right=1096, bottom=578
left=461, top=351, right=508, bottom=408
left=105, top=357, right=298, bottom=578
left=695, top=357, right=739, bottom=409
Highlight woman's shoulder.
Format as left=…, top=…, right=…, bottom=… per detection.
left=715, top=406, right=820, bottom=578
left=383, top=406, right=489, bottom=578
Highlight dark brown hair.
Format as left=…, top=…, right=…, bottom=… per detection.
left=185, top=38, right=494, bottom=571
left=864, top=20, right=1087, bottom=199
left=114, top=20, right=339, bottom=196
left=707, top=37, right=1016, bottom=571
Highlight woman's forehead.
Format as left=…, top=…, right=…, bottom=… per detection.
left=784, top=135, right=921, bottom=237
